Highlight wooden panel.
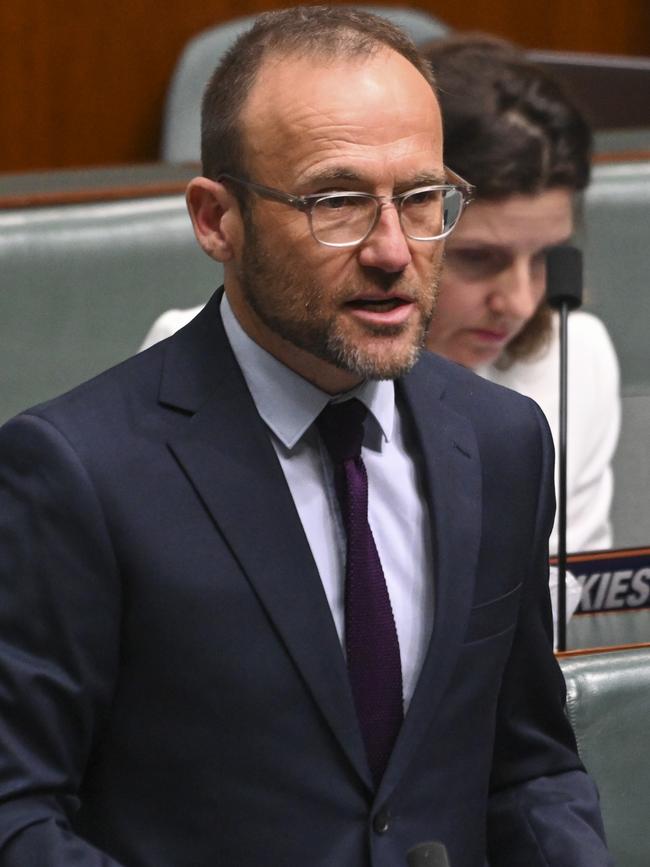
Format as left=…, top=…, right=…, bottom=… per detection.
left=1, top=0, right=649, bottom=172
left=431, top=0, right=650, bottom=55
left=0, top=0, right=237, bottom=171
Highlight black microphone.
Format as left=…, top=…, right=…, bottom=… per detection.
left=406, top=841, right=450, bottom=867
left=546, top=244, right=583, bottom=310
left=545, top=244, right=583, bottom=652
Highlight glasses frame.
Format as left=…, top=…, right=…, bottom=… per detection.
left=218, top=169, right=474, bottom=248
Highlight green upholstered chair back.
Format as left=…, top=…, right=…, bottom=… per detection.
left=610, top=395, right=650, bottom=548
left=559, top=647, right=650, bottom=867
left=582, top=160, right=650, bottom=397
left=594, top=128, right=650, bottom=154
left=580, top=160, right=650, bottom=548
left=0, top=191, right=220, bottom=424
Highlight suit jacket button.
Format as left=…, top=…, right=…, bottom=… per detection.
left=373, top=808, right=391, bottom=834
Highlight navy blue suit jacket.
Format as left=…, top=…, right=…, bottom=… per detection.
left=0, top=292, right=612, bottom=866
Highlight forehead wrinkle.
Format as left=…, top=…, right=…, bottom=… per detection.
left=252, top=110, right=435, bottom=158
left=299, top=156, right=445, bottom=187
left=247, top=134, right=441, bottom=192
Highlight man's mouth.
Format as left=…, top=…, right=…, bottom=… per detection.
left=343, top=295, right=417, bottom=329
left=348, top=297, right=410, bottom=312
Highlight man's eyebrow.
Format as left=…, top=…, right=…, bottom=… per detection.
left=301, top=168, right=449, bottom=190
left=405, top=170, right=448, bottom=187
left=301, top=168, right=364, bottom=188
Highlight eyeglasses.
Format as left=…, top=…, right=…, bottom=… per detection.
left=218, top=169, right=474, bottom=248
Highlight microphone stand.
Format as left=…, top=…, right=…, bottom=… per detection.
left=556, top=300, right=569, bottom=651
left=545, top=245, right=583, bottom=652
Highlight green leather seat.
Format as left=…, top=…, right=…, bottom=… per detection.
left=582, top=160, right=650, bottom=397
left=580, top=160, right=650, bottom=548
left=567, top=610, right=650, bottom=651
left=594, top=128, right=650, bottom=154
left=559, top=647, right=650, bottom=867
left=0, top=185, right=221, bottom=424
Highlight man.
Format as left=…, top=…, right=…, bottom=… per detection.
left=0, top=7, right=612, bottom=866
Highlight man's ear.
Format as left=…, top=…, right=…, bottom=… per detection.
left=186, top=177, right=242, bottom=262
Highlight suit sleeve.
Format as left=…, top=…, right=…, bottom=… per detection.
left=486, top=401, right=615, bottom=867
left=0, top=413, right=126, bottom=865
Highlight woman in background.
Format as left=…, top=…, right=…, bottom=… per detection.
left=423, top=35, right=620, bottom=558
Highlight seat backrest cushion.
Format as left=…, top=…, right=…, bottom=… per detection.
left=0, top=195, right=221, bottom=423
left=578, top=161, right=650, bottom=547
left=594, top=128, right=650, bottom=154
left=560, top=647, right=650, bottom=867
left=581, top=161, right=650, bottom=398
left=609, top=395, right=650, bottom=547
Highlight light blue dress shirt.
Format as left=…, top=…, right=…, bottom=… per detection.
left=221, top=295, right=434, bottom=709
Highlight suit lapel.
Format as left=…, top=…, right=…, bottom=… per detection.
left=160, top=297, right=372, bottom=790
left=378, top=359, right=482, bottom=798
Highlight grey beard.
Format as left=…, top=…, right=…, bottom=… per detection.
left=237, top=210, right=437, bottom=380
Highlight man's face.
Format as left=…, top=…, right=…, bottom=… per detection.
left=224, top=49, right=445, bottom=393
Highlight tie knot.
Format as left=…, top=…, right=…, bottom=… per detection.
left=317, top=398, right=368, bottom=464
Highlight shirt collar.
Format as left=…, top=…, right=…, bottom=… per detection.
left=220, top=293, right=395, bottom=449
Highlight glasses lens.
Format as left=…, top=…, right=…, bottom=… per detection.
left=402, top=187, right=464, bottom=240
left=311, top=194, right=377, bottom=246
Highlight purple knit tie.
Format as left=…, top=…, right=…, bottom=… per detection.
left=317, top=399, right=403, bottom=784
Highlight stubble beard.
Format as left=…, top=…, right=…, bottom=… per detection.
left=237, top=214, right=441, bottom=381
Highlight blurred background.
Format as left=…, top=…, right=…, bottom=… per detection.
left=1, top=9, right=650, bottom=852
left=2, top=0, right=649, bottom=171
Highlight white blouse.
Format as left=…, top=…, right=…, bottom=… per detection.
left=479, top=310, right=621, bottom=556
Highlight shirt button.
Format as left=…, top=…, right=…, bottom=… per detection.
left=373, top=808, right=391, bottom=834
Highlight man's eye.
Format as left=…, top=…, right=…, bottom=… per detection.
left=317, top=195, right=361, bottom=210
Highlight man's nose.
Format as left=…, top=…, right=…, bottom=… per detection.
left=488, top=260, right=541, bottom=320
left=356, top=203, right=412, bottom=274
